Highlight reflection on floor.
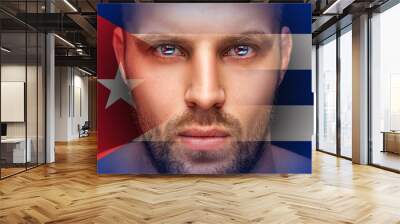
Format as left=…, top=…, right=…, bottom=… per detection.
left=373, top=150, right=400, bottom=171
left=0, top=167, right=25, bottom=177
left=0, top=163, right=41, bottom=178
left=0, top=135, right=400, bottom=223
left=341, top=147, right=352, bottom=158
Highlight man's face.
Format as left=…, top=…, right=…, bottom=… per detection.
left=113, top=4, right=292, bottom=174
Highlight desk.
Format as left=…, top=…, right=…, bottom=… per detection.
left=1, top=138, right=31, bottom=163
left=382, top=131, right=400, bottom=154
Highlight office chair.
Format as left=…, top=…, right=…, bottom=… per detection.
left=79, top=121, right=90, bottom=138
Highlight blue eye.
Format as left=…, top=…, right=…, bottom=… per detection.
left=154, top=44, right=184, bottom=57
left=235, top=46, right=249, bottom=56
left=225, top=45, right=255, bottom=58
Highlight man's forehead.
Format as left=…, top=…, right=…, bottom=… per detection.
left=127, top=33, right=278, bottom=45
left=123, top=3, right=281, bottom=34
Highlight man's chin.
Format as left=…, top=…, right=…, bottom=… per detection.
left=179, top=145, right=233, bottom=162
left=168, top=147, right=238, bottom=174
left=145, top=140, right=264, bottom=174
left=170, top=160, right=237, bottom=174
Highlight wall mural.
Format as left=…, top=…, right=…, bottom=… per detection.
left=97, top=3, right=313, bottom=174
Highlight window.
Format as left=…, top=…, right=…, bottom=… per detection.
left=339, top=28, right=352, bottom=158
left=317, top=36, right=337, bottom=154
left=370, top=2, right=400, bottom=171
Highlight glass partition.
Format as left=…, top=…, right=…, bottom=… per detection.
left=1, top=30, right=28, bottom=177
left=38, top=32, right=45, bottom=165
left=27, top=30, right=38, bottom=169
left=0, top=1, right=46, bottom=179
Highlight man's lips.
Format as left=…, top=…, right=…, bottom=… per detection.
left=177, top=128, right=231, bottom=151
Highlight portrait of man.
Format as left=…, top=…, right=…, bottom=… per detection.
left=97, top=3, right=313, bottom=174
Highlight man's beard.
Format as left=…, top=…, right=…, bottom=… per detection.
left=140, top=108, right=269, bottom=174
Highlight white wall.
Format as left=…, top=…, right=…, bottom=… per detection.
left=55, top=66, right=70, bottom=141
left=312, top=45, right=316, bottom=150
left=1, top=65, right=26, bottom=139
left=1, top=65, right=40, bottom=137
left=72, top=73, right=89, bottom=138
left=55, top=67, right=89, bottom=141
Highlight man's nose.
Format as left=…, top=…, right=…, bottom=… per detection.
left=184, top=43, right=226, bottom=110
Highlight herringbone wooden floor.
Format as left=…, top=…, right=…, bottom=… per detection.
left=1, top=134, right=400, bottom=224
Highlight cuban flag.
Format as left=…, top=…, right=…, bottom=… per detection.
left=97, top=3, right=313, bottom=174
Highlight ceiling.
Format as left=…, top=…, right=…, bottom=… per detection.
left=0, top=0, right=392, bottom=75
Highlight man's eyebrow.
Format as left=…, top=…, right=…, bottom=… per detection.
left=130, top=34, right=194, bottom=49
left=238, top=30, right=268, bottom=35
left=220, top=32, right=275, bottom=44
left=132, top=34, right=188, bottom=43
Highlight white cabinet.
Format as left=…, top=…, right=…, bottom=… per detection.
left=1, top=138, right=32, bottom=163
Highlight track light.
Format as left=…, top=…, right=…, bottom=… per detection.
left=54, top=34, right=75, bottom=48
left=78, top=67, right=94, bottom=76
left=63, top=0, right=78, bottom=12
left=1, top=47, right=11, bottom=53
left=322, top=0, right=354, bottom=15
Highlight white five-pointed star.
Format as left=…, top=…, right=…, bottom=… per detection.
left=98, top=68, right=143, bottom=108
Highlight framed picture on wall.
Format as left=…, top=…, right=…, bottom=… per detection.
left=97, top=3, right=313, bottom=174
left=1, top=81, right=25, bottom=122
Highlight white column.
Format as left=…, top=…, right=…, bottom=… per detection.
left=46, top=1, right=55, bottom=163
left=352, top=14, right=369, bottom=164
left=46, top=33, right=55, bottom=163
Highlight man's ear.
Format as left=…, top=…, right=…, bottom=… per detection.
left=278, top=26, right=293, bottom=85
left=113, top=27, right=126, bottom=76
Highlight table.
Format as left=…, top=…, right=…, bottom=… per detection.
left=381, top=131, right=400, bottom=154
